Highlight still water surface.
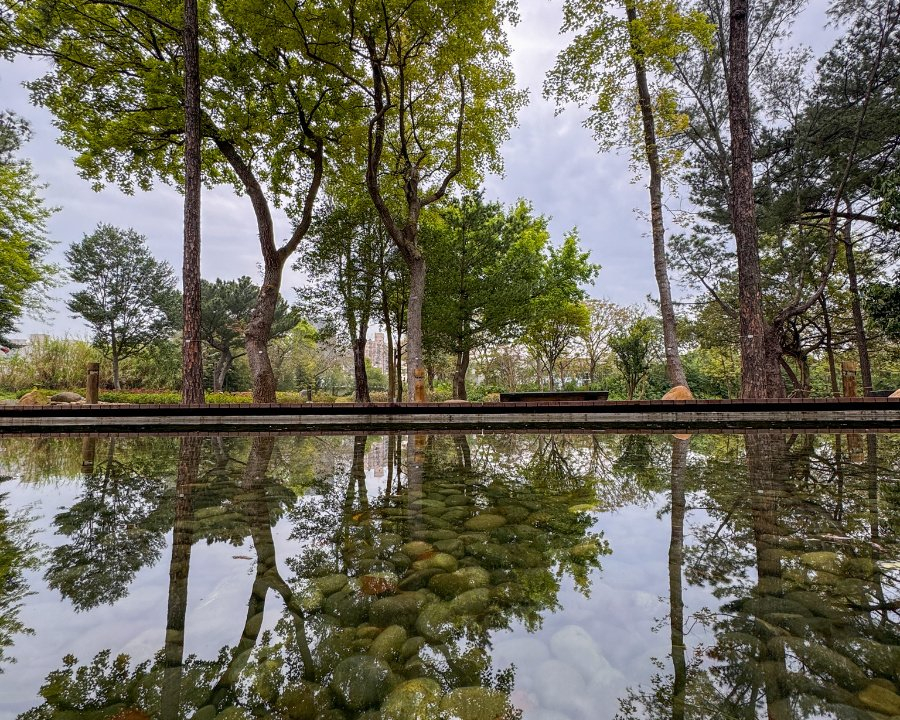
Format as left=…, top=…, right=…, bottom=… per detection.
left=0, top=431, right=898, bottom=719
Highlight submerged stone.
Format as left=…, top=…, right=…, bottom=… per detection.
left=370, top=591, right=434, bottom=628
left=315, top=574, right=350, bottom=597
left=381, top=678, right=442, bottom=720
left=329, top=655, right=395, bottom=711
left=429, top=567, right=491, bottom=599
left=401, top=541, right=433, bottom=559
left=859, top=683, right=900, bottom=715
left=368, top=625, right=407, bottom=662
left=438, top=687, right=507, bottom=720
left=412, top=552, right=458, bottom=573
left=464, top=513, right=507, bottom=531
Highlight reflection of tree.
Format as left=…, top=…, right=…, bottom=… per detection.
left=0, top=483, right=40, bottom=673
left=45, top=439, right=172, bottom=610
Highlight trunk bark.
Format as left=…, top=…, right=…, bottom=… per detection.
left=181, top=0, right=204, bottom=405
left=213, top=348, right=233, bottom=393
left=453, top=348, right=470, bottom=400
left=843, top=221, right=873, bottom=396
left=669, top=437, right=688, bottom=720
left=821, top=294, right=839, bottom=397
left=727, top=0, right=785, bottom=398
left=395, top=340, right=404, bottom=402
left=161, top=436, right=201, bottom=720
left=111, top=352, right=120, bottom=390
left=245, top=264, right=283, bottom=403
left=352, top=336, right=371, bottom=403
left=627, top=3, right=687, bottom=389
left=405, top=251, right=426, bottom=401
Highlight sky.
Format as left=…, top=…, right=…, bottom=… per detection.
left=2, top=0, right=834, bottom=339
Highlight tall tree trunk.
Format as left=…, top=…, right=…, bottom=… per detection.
left=727, top=0, right=785, bottom=399
left=213, top=348, right=233, bottom=393
left=161, top=436, right=201, bottom=720
left=111, top=352, right=120, bottom=390
left=352, top=336, right=371, bottom=403
left=405, top=251, right=426, bottom=401
left=246, top=265, right=283, bottom=403
left=669, top=437, right=689, bottom=720
left=843, top=217, right=873, bottom=396
left=395, top=341, right=404, bottom=402
left=626, top=4, right=687, bottom=389
left=453, top=348, right=470, bottom=400
left=181, top=0, right=203, bottom=405
left=821, top=294, right=839, bottom=397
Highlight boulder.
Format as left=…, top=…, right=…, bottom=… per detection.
left=368, top=625, right=407, bottom=662
left=329, top=655, right=395, bottom=711
left=50, top=391, right=85, bottom=403
left=17, top=390, right=48, bottom=406
left=662, top=385, right=694, bottom=400
left=438, top=687, right=507, bottom=720
left=464, top=513, right=506, bottom=531
left=381, top=678, right=442, bottom=720
left=890, top=389, right=900, bottom=398
left=411, top=552, right=458, bottom=573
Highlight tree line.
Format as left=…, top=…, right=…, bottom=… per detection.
left=0, top=0, right=897, bottom=402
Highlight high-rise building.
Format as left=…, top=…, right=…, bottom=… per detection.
left=365, top=332, right=388, bottom=374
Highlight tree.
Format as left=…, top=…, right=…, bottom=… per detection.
left=201, top=277, right=297, bottom=392
left=523, top=232, right=599, bottom=389
left=292, top=0, right=526, bottom=400
left=422, top=194, right=549, bottom=399
left=0, top=111, right=55, bottom=346
left=10, top=0, right=340, bottom=402
left=524, top=300, right=591, bottom=390
left=181, top=0, right=203, bottom=404
left=610, top=314, right=658, bottom=399
left=297, top=197, right=388, bottom=403
left=581, top=299, right=631, bottom=386
left=546, top=0, right=711, bottom=390
left=66, top=225, right=178, bottom=389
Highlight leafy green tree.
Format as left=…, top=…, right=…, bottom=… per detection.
left=201, top=277, right=297, bottom=392
left=287, top=0, right=526, bottom=399
left=9, top=0, right=345, bottom=402
left=0, top=111, right=55, bottom=346
left=297, top=197, right=388, bottom=402
left=523, top=232, right=598, bottom=389
left=422, top=194, right=549, bottom=399
left=610, top=314, right=659, bottom=399
left=66, top=225, right=178, bottom=389
left=545, top=0, right=711, bottom=390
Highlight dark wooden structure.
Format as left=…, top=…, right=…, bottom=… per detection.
left=499, top=390, right=609, bottom=403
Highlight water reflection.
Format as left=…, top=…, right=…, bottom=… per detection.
left=0, top=431, right=897, bottom=719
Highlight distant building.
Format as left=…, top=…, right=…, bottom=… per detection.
left=365, top=332, right=388, bottom=374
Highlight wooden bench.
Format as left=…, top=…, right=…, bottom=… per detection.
left=498, top=390, right=609, bottom=403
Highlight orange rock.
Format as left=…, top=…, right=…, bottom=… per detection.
left=17, top=390, right=48, bottom=406
left=890, top=389, right=900, bottom=398
left=661, top=385, right=694, bottom=400
left=672, top=433, right=692, bottom=441
left=360, top=573, right=398, bottom=596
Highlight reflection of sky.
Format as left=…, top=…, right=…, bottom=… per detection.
left=0, top=437, right=754, bottom=717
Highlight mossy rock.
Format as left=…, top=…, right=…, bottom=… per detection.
left=370, top=591, right=434, bottom=628
left=464, top=513, right=507, bottom=532
left=313, top=572, right=347, bottom=598
left=438, top=687, right=507, bottom=720
left=398, top=568, right=446, bottom=592
left=329, top=655, right=396, bottom=711
left=401, top=541, right=434, bottom=559
left=381, top=678, right=442, bottom=720
left=412, top=552, right=458, bottom=573
left=448, top=587, right=491, bottom=616
left=415, top=602, right=457, bottom=642
left=429, top=567, right=491, bottom=599
left=859, top=683, right=900, bottom=715
left=277, top=681, right=331, bottom=720
left=369, top=625, right=408, bottom=662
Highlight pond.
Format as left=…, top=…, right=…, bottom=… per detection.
left=0, top=431, right=898, bottom=719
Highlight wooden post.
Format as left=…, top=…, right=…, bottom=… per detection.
left=841, top=361, right=858, bottom=398
left=80, top=437, right=97, bottom=474
left=86, top=362, right=100, bottom=404
left=414, top=366, right=426, bottom=403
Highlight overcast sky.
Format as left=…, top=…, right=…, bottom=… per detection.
left=2, top=0, right=833, bottom=338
